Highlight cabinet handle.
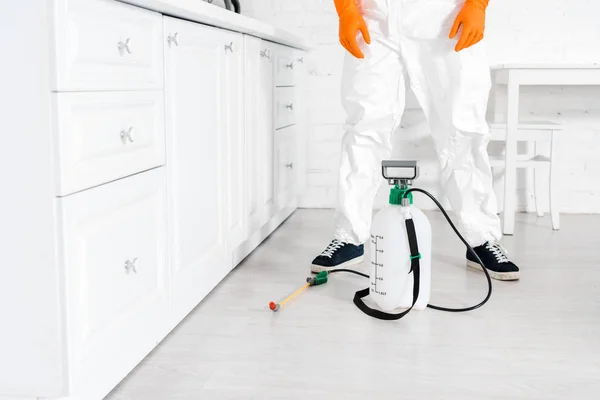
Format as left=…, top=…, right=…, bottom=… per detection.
left=167, top=32, right=179, bottom=47
left=285, top=103, right=294, bottom=110
left=124, top=258, right=138, bottom=274
left=117, top=38, right=132, bottom=55
left=285, top=163, right=293, bottom=169
left=120, top=127, right=134, bottom=144
left=260, top=49, right=271, bottom=59
left=225, top=42, right=234, bottom=53
left=286, top=62, right=294, bottom=69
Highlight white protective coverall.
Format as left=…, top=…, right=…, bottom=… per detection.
left=334, top=0, right=502, bottom=247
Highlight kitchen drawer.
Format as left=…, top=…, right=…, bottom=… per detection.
left=274, top=87, right=297, bottom=130
left=53, top=91, right=165, bottom=196
left=274, top=125, right=299, bottom=208
left=274, top=45, right=298, bottom=87
left=60, top=168, right=168, bottom=391
left=53, top=0, right=164, bottom=91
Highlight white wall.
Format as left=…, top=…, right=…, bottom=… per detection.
left=242, top=0, right=600, bottom=213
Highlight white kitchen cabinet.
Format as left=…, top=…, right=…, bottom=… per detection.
left=59, top=167, right=168, bottom=399
left=274, top=86, right=298, bottom=129
left=53, top=0, right=164, bottom=91
left=52, top=91, right=166, bottom=196
left=1, top=1, right=308, bottom=399
left=222, top=29, right=247, bottom=252
left=244, top=35, right=276, bottom=234
left=273, top=42, right=298, bottom=87
left=164, top=17, right=239, bottom=318
left=274, top=124, right=300, bottom=209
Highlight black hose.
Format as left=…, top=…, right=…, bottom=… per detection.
left=327, top=187, right=493, bottom=313
left=327, top=268, right=369, bottom=278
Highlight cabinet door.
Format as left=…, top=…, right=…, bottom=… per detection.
left=60, top=168, right=168, bottom=397
left=274, top=125, right=299, bottom=209
left=292, top=49, right=308, bottom=195
left=164, top=17, right=230, bottom=316
left=244, top=36, right=275, bottom=235
left=222, top=30, right=246, bottom=251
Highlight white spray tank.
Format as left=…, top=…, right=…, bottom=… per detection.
left=353, top=161, right=432, bottom=319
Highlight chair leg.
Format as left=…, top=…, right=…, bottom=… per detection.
left=549, top=131, right=560, bottom=230
left=533, top=142, right=544, bottom=217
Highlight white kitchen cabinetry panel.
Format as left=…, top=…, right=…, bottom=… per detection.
left=222, top=30, right=247, bottom=252
left=291, top=48, right=309, bottom=195
left=59, top=167, right=168, bottom=398
left=53, top=91, right=165, bottom=196
left=164, top=16, right=230, bottom=317
left=274, top=125, right=299, bottom=210
left=244, top=35, right=276, bottom=234
left=53, top=0, right=164, bottom=91
left=273, top=43, right=298, bottom=87
left=274, top=86, right=297, bottom=129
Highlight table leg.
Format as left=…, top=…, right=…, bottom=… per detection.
left=503, top=76, right=519, bottom=235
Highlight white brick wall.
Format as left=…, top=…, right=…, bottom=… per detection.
left=242, top=0, right=600, bottom=213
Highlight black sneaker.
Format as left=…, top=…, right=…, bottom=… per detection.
left=311, top=239, right=364, bottom=273
left=467, top=241, right=520, bottom=281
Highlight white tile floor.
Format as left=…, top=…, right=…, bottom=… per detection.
left=107, top=209, right=600, bottom=399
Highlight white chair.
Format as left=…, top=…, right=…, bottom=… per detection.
left=488, top=121, right=562, bottom=231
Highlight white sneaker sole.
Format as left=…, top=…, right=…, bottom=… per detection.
left=311, top=255, right=365, bottom=274
left=467, top=260, right=520, bottom=281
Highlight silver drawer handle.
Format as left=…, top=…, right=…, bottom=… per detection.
left=117, top=38, right=132, bottom=55
left=286, top=62, right=294, bottom=69
left=285, top=163, right=293, bottom=169
left=225, top=42, right=234, bottom=53
left=120, top=127, right=134, bottom=144
left=167, top=32, right=179, bottom=47
left=260, top=49, right=271, bottom=59
left=124, top=258, right=138, bottom=274
left=285, top=103, right=294, bottom=110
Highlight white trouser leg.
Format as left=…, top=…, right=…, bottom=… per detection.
left=398, top=0, right=502, bottom=247
left=334, top=1, right=404, bottom=246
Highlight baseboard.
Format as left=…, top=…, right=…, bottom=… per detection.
left=233, top=204, right=297, bottom=267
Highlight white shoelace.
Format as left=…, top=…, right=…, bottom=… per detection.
left=486, top=242, right=509, bottom=263
left=320, top=239, right=345, bottom=258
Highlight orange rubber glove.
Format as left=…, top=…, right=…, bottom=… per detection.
left=449, top=0, right=489, bottom=52
left=334, top=0, right=371, bottom=59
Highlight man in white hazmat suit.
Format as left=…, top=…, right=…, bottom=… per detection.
left=311, top=0, right=520, bottom=281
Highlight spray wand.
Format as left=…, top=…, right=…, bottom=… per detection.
left=269, top=271, right=328, bottom=311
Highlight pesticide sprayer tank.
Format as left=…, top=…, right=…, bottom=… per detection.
left=369, top=161, right=432, bottom=311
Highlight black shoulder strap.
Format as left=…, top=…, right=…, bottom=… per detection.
left=353, top=217, right=421, bottom=321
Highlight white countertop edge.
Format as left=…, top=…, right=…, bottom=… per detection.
left=117, top=0, right=312, bottom=51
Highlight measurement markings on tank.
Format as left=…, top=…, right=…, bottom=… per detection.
left=371, top=234, right=385, bottom=294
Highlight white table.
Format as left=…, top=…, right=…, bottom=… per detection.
left=490, top=63, right=600, bottom=235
